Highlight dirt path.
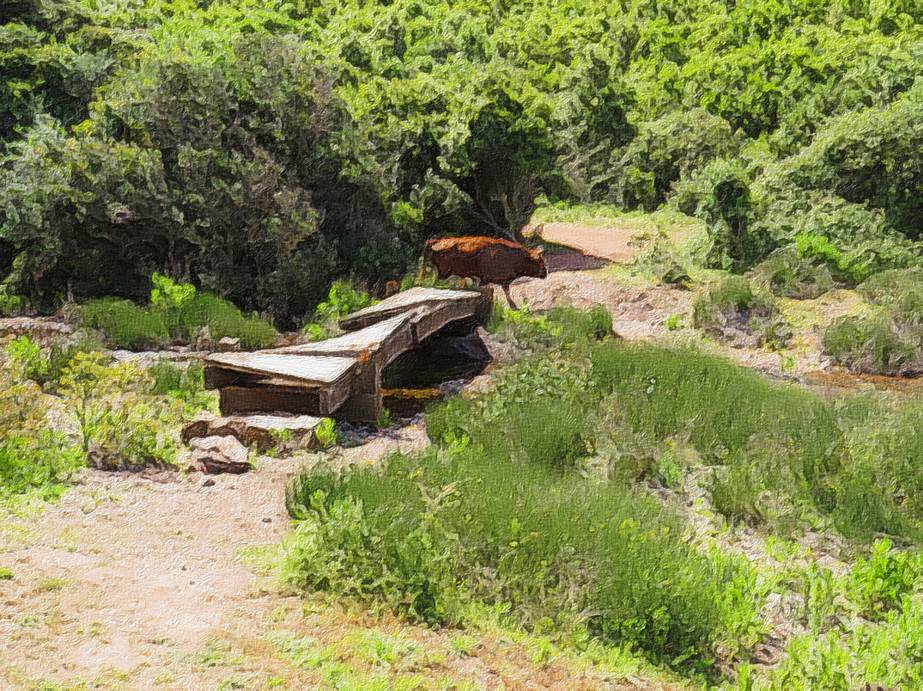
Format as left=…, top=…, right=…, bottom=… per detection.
left=0, top=422, right=668, bottom=690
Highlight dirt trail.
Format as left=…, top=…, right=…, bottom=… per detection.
left=1, top=424, right=663, bottom=689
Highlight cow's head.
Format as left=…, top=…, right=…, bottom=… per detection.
left=528, top=246, right=548, bottom=278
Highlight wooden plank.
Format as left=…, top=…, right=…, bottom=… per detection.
left=271, top=311, right=418, bottom=368
left=410, top=300, right=486, bottom=343
left=206, top=352, right=356, bottom=387
left=339, top=287, right=485, bottom=331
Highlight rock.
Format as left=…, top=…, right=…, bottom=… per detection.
left=216, top=336, right=241, bottom=352
left=182, top=412, right=321, bottom=452
left=200, top=477, right=216, bottom=487
left=0, top=317, right=74, bottom=341
left=186, top=436, right=250, bottom=474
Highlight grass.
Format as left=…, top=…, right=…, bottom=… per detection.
left=531, top=199, right=705, bottom=237
left=284, top=324, right=767, bottom=675
left=283, top=303, right=923, bottom=682
left=821, top=269, right=923, bottom=375
left=80, top=284, right=276, bottom=351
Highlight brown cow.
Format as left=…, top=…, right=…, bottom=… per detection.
left=424, top=235, right=547, bottom=308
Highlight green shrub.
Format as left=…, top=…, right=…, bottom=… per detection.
left=0, top=363, right=84, bottom=499
left=822, top=315, right=917, bottom=375
left=487, top=304, right=612, bottom=350
left=303, top=280, right=377, bottom=340
left=0, top=288, right=25, bottom=317
left=692, top=275, right=787, bottom=347
left=59, top=353, right=183, bottom=469
left=80, top=298, right=169, bottom=350
left=173, top=293, right=276, bottom=349
left=751, top=246, right=833, bottom=299
left=611, top=109, right=739, bottom=211
left=846, top=539, right=923, bottom=620
left=286, top=342, right=765, bottom=671
left=148, top=361, right=215, bottom=415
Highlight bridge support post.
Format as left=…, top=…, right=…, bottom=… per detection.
left=335, top=360, right=382, bottom=424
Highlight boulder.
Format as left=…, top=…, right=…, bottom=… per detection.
left=186, top=435, right=250, bottom=474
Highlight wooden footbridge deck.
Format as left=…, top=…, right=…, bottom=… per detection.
left=203, top=287, right=492, bottom=424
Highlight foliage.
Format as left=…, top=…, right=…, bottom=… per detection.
left=750, top=246, right=833, bottom=300
left=0, top=361, right=84, bottom=499
left=147, top=361, right=216, bottom=415
left=80, top=275, right=276, bottom=350
left=303, top=280, right=377, bottom=341
left=1, top=0, right=920, bottom=315
left=822, top=269, right=923, bottom=374
left=611, top=109, right=739, bottom=211
left=58, top=352, right=183, bottom=469
left=487, top=303, right=612, bottom=350
left=692, top=275, right=788, bottom=348
left=285, top=342, right=765, bottom=672
left=4, top=333, right=103, bottom=388
left=314, top=417, right=338, bottom=449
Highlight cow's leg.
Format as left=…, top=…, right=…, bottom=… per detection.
left=501, top=283, right=519, bottom=310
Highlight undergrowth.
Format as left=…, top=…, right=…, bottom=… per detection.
left=81, top=274, right=276, bottom=350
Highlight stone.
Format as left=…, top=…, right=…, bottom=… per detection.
left=216, top=336, right=241, bottom=352
left=182, top=412, right=322, bottom=451
left=186, top=435, right=250, bottom=474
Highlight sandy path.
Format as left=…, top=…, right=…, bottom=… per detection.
left=533, top=222, right=646, bottom=262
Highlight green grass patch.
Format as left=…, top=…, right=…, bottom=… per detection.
left=80, top=275, right=276, bottom=350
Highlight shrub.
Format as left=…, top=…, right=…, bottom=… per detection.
left=487, top=304, right=612, bottom=350
left=673, top=159, right=772, bottom=271
left=822, top=315, right=917, bottom=375
left=0, top=362, right=84, bottom=499
left=0, top=288, right=25, bottom=316
left=80, top=298, right=169, bottom=350
left=148, top=361, right=216, bottom=415
left=750, top=246, right=834, bottom=299
left=172, top=293, right=276, bottom=350
left=59, top=353, right=183, bottom=469
left=692, top=275, right=788, bottom=348
left=286, top=340, right=766, bottom=671
left=303, top=280, right=376, bottom=340
left=611, top=109, right=739, bottom=211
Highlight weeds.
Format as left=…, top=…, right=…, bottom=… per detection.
left=692, top=275, right=789, bottom=349
left=285, top=326, right=765, bottom=674
left=303, top=280, right=377, bottom=340
left=822, top=269, right=923, bottom=374
left=81, top=275, right=276, bottom=350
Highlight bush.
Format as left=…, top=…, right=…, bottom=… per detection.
left=0, top=362, right=84, bottom=499
left=147, top=361, right=216, bottom=415
left=303, top=280, right=377, bottom=341
left=822, top=315, right=917, bottom=375
left=80, top=275, right=277, bottom=350
left=171, top=294, right=276, bottom=350
left=673, top=160, right=772, bottom=271
left=486, top=304, right=613, bottom=350
left=285, top=349, right=764, bottom=670
left=750, top=246, right=833, bottom=299
left=59, top=352, right=183, bottom=469
left=692, top=275, right=788, bottom=348
left=611, top=109, right=739, bottom=211
left=80, top=298, right=170, bottom=350
left=0, top=288, right=25, bottom=316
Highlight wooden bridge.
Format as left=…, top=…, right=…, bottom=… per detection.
left=203, top=287, right=493, bottom=426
